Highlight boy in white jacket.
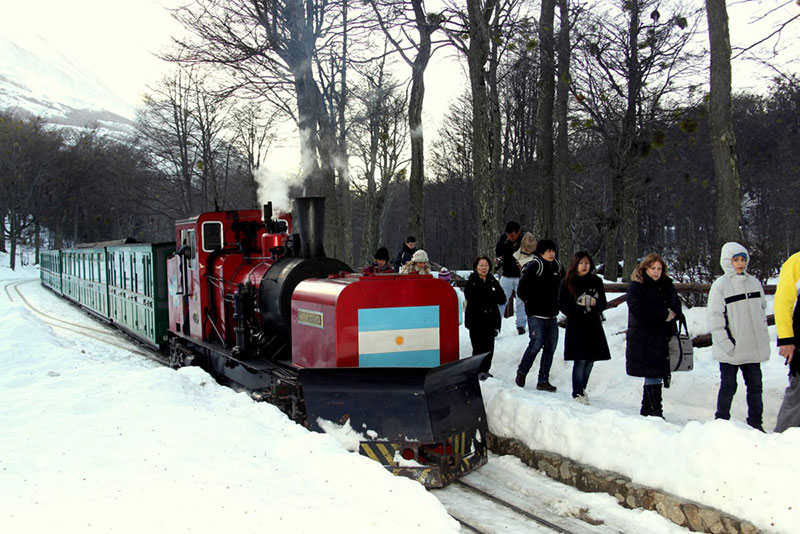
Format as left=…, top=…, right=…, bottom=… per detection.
left=707, top=242, right=771, bottom=431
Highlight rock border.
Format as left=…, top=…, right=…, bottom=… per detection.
left=487, top=433, right=760, bottom=534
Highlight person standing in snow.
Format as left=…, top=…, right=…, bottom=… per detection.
left=513, top=232, right=537, bottom=272
left=515, top=238, right=565, bottom=391
left=362, top=247, right=394, bottom=274
left=400, top=249, right=431, bottom=275
left=558, top=252, right=610, bottom=404
left=625, top=253, right=681, bottom=418
left=774, top=250, right=800, bottom=432
left=392, top=236, right=416, bottom=272
left=495, top=221, right=527, bottom=335
left=707, top=243, right=770, bottom=431
left=464, top=255, right=507, bottom=379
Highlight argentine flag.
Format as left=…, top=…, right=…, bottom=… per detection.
left=357, top=305, right=440, bottom=367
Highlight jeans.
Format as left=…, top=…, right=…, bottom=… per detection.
left=572, top=360, right=594, bottom=397
left=716, top=362, right=763, bottom=428
left=498, top=276, right=526, bottom=330
left=517, top=316, right=558, bottom=383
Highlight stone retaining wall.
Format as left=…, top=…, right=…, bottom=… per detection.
left=487, top=433, right=760, bottom=534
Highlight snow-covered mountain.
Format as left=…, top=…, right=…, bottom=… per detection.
left=0, top=33, right=136, bottom=138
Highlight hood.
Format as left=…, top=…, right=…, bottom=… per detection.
left=519, top=232, right=537, bottom=254
left=720, top=241, right=749, bottom=276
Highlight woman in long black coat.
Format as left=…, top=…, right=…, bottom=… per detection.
left=558, top=252, right=610, bottom=404
left=464, top=255, right=507, bottom=378
left=625, top=253, right=682, bottom=418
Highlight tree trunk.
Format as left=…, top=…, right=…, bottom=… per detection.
left=9, top=208, right=17, bottom=270
left=34, top=219, right=40, bottom=265
left=468, top=0, right=499, bottom=257
left=706, top=0, right=742, bottom=275
left=408, top=56, right=428, bottom=247
left=534, top=0, right=556, bottom=240
left=336, top=2, right=354, bottom=267
left=555, top=0, right=573, bottom=255
left=620, top=0, right=641, bottom=281
left=0, top=208, right=6, bottom=253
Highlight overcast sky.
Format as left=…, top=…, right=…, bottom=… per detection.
left=1, top=0, right=797, bottom=177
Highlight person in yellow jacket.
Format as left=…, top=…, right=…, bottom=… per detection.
left=774, top=251, right=800, bottom=432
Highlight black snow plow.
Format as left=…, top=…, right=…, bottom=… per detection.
left=298, top=354, right=489, bottom=488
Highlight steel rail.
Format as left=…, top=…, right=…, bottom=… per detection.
left=449, top=479, right=583, bottom=534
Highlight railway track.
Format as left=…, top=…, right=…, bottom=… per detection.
left=433, top=461, right=615, bottom=534
left=3, top=279, right=168, bottom=366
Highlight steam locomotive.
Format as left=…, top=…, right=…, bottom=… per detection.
left=40, top=197, right=488, bottom=488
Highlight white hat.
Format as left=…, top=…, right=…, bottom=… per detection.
left=411, top=249, right=429, bottom=263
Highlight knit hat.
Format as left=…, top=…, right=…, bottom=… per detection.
left=411, top=249, right=429, bottom=263
left=374, top=247, right=390, bottom=262
left=438, top=267, right=451, bottom=282
left=535, top=238, right=557, bottom=255
left=732, top=251, right=748, bottom=261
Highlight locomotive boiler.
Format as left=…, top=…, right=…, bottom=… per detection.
left=164, top=197, right=488, bottom=487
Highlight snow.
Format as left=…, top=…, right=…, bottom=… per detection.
left=2, top=252, right=798, bottom=534
left=0, top=260, right=458, bottom=534
left=480, top=289, right=799, bottom=534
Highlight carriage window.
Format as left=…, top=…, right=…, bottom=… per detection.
left=202, top=221, right=223, bottom=252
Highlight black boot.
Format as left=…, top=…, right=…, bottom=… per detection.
left=643, top=384, right=663, bottom=418
left=640, top=385, right=652, bottom=416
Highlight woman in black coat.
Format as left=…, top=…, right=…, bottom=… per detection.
left=464, top=255, right=507, bottom=378
left=558, top=252, right=610, bottom=404
left=625, top=253, right=682, bottom=418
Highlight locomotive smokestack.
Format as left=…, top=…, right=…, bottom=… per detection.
left=293, top=196, right=325, bottom=259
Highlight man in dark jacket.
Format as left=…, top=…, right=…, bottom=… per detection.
left=392, top=236, right=416, bottom=272
left=515, top=239, right=564, bottom=391
left=495, top=221, right=526, bottom=334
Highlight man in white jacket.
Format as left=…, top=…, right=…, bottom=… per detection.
left=707, top=242, right=771, bottom=432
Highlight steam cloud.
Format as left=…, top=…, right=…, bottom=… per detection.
left=254, top=166, right=303, bottom=215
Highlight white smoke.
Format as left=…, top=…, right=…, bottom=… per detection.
left=254, top=166, right=303, bottom=215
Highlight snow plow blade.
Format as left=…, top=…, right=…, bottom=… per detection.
left=298, top=354, right=488, bottom=488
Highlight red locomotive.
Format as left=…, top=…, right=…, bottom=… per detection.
left=165, top=197, right=488, bottom=487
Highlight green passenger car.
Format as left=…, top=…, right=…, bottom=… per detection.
left=61, top=247, right=109, bottom=318
left=106, top=243, right=174, bottom=349
left=40, top=249, right=62, bottom=293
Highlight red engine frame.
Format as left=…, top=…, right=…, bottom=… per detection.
left=167, top=209, right=292, bottom=346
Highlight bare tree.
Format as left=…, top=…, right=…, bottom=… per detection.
left=369, top=0, right=445, bottom=247
left=534, top=0, right=556, bottom=240
left=706, top=0, right=742, bottom=274
left=571, top=0, right=702, bottom=280
left=554, top=0, right=574, bottom=255
left=168, top=0, right=347, bottom=251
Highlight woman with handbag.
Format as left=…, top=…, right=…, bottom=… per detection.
left=558, top=252, right=610, bottom=404
left=625, top=253, right=682, bottom=418
left=707, top=242, right=770, bottom=432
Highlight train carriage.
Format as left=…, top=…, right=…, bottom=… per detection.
left=40, top=249, right=62, bottom=294
left=61, top=246, right=110, bottom=319
left=106, top=243, right=174, bottom=349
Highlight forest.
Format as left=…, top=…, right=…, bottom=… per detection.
left=1, top=0, right=798, bottom=284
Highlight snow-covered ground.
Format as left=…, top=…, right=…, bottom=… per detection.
left=2, top=252, right=798, bottom=533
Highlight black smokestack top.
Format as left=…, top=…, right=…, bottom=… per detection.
left=293, top=196, right=325, bottom=259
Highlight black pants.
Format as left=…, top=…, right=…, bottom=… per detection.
left=716, top=362, right=763, bottom=428
left=469, top=328, right=495, bottom=373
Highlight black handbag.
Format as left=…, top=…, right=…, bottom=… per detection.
left=668, top=316, right=694, bottom=372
